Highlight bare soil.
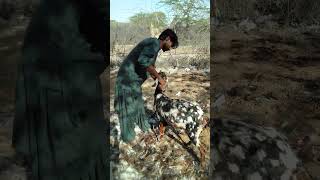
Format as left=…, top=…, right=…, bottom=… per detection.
left=1, top=20, right=319, bottom=179
left=211, top=26, right=320, bottom=179
left=0, top=21, right=211, bottom=179
left=109, top=59, right=210, bottom=179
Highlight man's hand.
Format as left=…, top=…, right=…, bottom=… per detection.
left=151, top=74, right=157, bottom=80
left=146, top=65, right=166, bottom=90
left=158, top=77, right=166, bottom=91
left=147, top=65, right=159, bottom=80
left=150, top=65, right=157, bottom=80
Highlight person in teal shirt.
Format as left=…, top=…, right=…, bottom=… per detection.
left=114, top=29, right=178, bottom=143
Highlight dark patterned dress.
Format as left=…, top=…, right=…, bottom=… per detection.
left=12, top=0, right=108, bottom=179
left=114, top=37, right=160, bottom=142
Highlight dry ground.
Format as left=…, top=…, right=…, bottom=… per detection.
left=0, top=21, right=211, bottom=179
left=211, top=26, right=320, bottom=179
left=1, top=19, right=319, bottom=179
left=109, top=57, right=210, bottom=179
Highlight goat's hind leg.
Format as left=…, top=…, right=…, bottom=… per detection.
left=159, top=122, right=166, bottom=139
left=199, top=143, right=207, bottom=167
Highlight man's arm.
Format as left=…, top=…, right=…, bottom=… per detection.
left=146, top=65, right=166, bottom=88
left=148, top=65, right=157, bottom=80
left=146, top=65, right=161, bottom=80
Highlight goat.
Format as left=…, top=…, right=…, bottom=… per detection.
left=153, top=71, right=209, bottom=162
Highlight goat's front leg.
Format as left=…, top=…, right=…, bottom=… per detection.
left=199, top=143, right=206, bottom=167
left=159, top=122, right=166, bottom=139
left=202, top=116, right=209, bottom=127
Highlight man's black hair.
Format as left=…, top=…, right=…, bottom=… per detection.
left=158, top=28, right=179, bottom=49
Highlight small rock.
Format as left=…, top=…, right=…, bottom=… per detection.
left=280, top=121, right=289, bottom=129
left=213, top=175, right=223, bottom=180
left=255, top=15, right=273, bottom=24
left=239, top=19, right=257, bottom=31
left=265, top=21, right=279, bottom=29
left=213, top=94, right=225, bottom=110
left=239, top=135, right=252, bottom=148
left=262, top=128, right=278, bottom=138
left=276, top=140, right=287, bottom=151
left=246, top=172, right=262, bottom=180
left=263, top=92, right=278, bottom=100
left=255, top=97, right=271, bottom=104
left=255, top=133, right=267, bottom=141
left=260, top=168, right=267, bottom=174
left=228, top=163, right=240, bottom=173
left=280, top=170, right=292, bottom=180
left=203, top=68, right=210, bottom=75
left=248, top=85, right=257, bottom=91
left=270, top=159, right=280, bottom=167
left=279, top=152, right=299, bottom=170
left=230, top=145, right=246, bottom=160
left=162, top=167, right=176, bottom=175
left=256, top=150, right=266, bottom=161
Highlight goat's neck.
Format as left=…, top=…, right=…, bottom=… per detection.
left=154, top=86, right=163, bottom=105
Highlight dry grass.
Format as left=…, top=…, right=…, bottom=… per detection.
left=109, top=67, right=210, bottom=179
left=211, top=25, right=320, bottom=178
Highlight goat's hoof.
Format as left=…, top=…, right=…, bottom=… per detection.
left=199, top=153, right=206, bottom=167
left=200, top=161, right=206, bottom=169
left=199, top=146, right=206, bottom=168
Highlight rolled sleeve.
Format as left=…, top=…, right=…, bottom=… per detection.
left=137, top=43, right=158, bottom=68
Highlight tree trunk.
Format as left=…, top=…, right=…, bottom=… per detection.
left=211, top=0, right=217, bottom=17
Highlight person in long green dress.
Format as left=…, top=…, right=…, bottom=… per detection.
left=12, top=0, right=108, bottom=179
left=114, top=29, right=178, bottom=143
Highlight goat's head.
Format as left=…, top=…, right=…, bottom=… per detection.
left=158, top=71, right=168, bottom=82
left=154, top=71, right=168, bottom=95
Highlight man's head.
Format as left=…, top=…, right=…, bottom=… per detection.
left=158, top=29, right=178, bottom=52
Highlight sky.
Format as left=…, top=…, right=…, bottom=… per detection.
left=110, top=0, right=170, bottom=23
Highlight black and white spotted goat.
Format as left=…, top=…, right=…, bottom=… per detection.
left=152, top=71, right=209, bottom=161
